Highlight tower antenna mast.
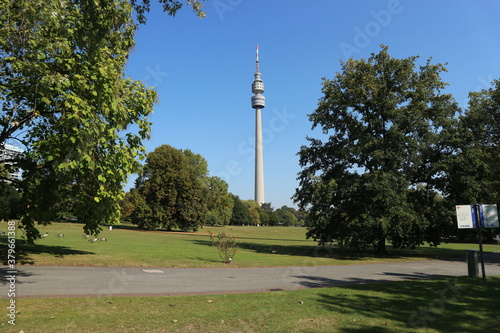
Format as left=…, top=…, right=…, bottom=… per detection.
left=256, top=45, right=260, bottom=73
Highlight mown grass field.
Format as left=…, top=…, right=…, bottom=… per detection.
left=2, top=222, right=500, bottom=332
left=1, top=276, right=499, bottom=332
left=1, top=221, right=498, bottom=268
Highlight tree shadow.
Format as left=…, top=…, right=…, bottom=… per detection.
left=226, top=236, right=316, bottom=243
left=0, top=237, right=94, bottom=265
left=310, top=276, right=500, bottom=332
left=0, top=266, right=37, bottom=286
left=191, top=238, right=366, bottom=261
left=111, top=224, right=138, bottom=231
left=190, top=238, right=478, bottom=262
left=293, top=272, right=452, bottom=289
left=190, top=256, right=221, bottom=263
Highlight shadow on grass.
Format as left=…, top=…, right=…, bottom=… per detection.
left=191, top=256, right=222, bottom=263
left=112, top=224, right=139, bottom=231
left=113, top=224, right=203, bottom=236
left=190, top=239, right=370, bottom=261
left=313, top=276, right=500, bottom=332
left=0, top=237, right=94, bottom=265
left=190, top=238, right=474, bottom=262
left=223, top=235, right=315, bottom=243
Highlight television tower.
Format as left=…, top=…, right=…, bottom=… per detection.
left=251, top=45, right=265, bottom=205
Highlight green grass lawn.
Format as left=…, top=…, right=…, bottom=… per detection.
left=1, top=276, right=499, bottom=332
left=2, top=222, right=499, bottom=332
left=1, top=221, right=499, bottom=268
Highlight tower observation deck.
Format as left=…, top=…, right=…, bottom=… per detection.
left=251, top=46, right=265, bottom=110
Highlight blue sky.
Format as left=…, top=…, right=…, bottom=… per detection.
left=124, top=0, right=500, bottom=209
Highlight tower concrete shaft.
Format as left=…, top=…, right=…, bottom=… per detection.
left=255, top=108, right=264, bottom=205
left=251, top=45, right=265, bottom=205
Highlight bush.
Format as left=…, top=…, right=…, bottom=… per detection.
left=207, top=229, right=238, bottom=263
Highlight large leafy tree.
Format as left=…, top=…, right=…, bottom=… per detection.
left=132, top=145, right=206, bottom=231
left=0, top=0, right=204, bottom=242
left=294, top=46, right=460, bottom=253
left=127, top=150, right=233, bottom=228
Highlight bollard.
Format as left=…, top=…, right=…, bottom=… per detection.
left=466, top=249, right=479, bottom=277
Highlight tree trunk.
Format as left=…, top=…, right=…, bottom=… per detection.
left=376, top=237, right=387, bottom=255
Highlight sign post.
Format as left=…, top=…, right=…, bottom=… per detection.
left=455, top=204, right=499, bottom=282
left=474, top=205, right=486, bottom=282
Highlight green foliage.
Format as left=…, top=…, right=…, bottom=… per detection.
left=128, top=146, right=232, bottom=230
left=207, top=229, right=238, bottom=263
left=257, top=208, right=269, bottom=226
left=203, top=176, right=233, bottom=226
left=294, top=46, right=460, bottom=253
left=130, top=0, right=206, bottom=24
left=244, top=200, right=264, bottom=226
left=443, top=78, right=500, bottom=205
left=0, top=0, right=154, bottom=241
left=267, top=212, right=280, bottom=226
left=229, top=194, right=251, bottom=225
left=275, top=206, right=299, bottom=226
left=262, top=203, right=279, bottom=226
left=120, top=188, right=143, bottom=221
left=0, top=181, right=21, bottom=220
left=132, top=145, right=204, bottom=231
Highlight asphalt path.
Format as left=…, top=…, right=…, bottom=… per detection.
left=2, top=253, right=500, bottom=298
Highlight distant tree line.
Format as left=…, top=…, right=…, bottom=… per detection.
left=119, top=144, right=303, bottom=231
left=228, top=198, right=306, bottom=227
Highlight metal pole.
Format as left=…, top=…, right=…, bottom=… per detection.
left=475, top=204, right=486, bottom=282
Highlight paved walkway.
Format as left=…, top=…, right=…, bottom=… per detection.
left=3, top=253, right=500, bottom=298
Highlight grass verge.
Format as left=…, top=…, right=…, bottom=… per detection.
left=1, top=221, right=499, bottom=268
left=1, top=276, right=499, bottom=332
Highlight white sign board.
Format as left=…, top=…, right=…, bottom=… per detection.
left=456, top=205, right=476, bottom=229
left=482, top=204, right=499, bottom=228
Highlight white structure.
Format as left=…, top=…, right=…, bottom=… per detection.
left=251, top=45, right=266, bottom=205
left=0, top=143, right=23, bottom=181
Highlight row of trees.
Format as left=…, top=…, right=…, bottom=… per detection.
left=294, top=45, right=499, bottom=253
left=228, top=198, right=305, bottom=227
left=120, top=144, right=303, bottom=231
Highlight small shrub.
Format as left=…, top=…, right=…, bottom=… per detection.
left=207, top=229, right=238, bottom=263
